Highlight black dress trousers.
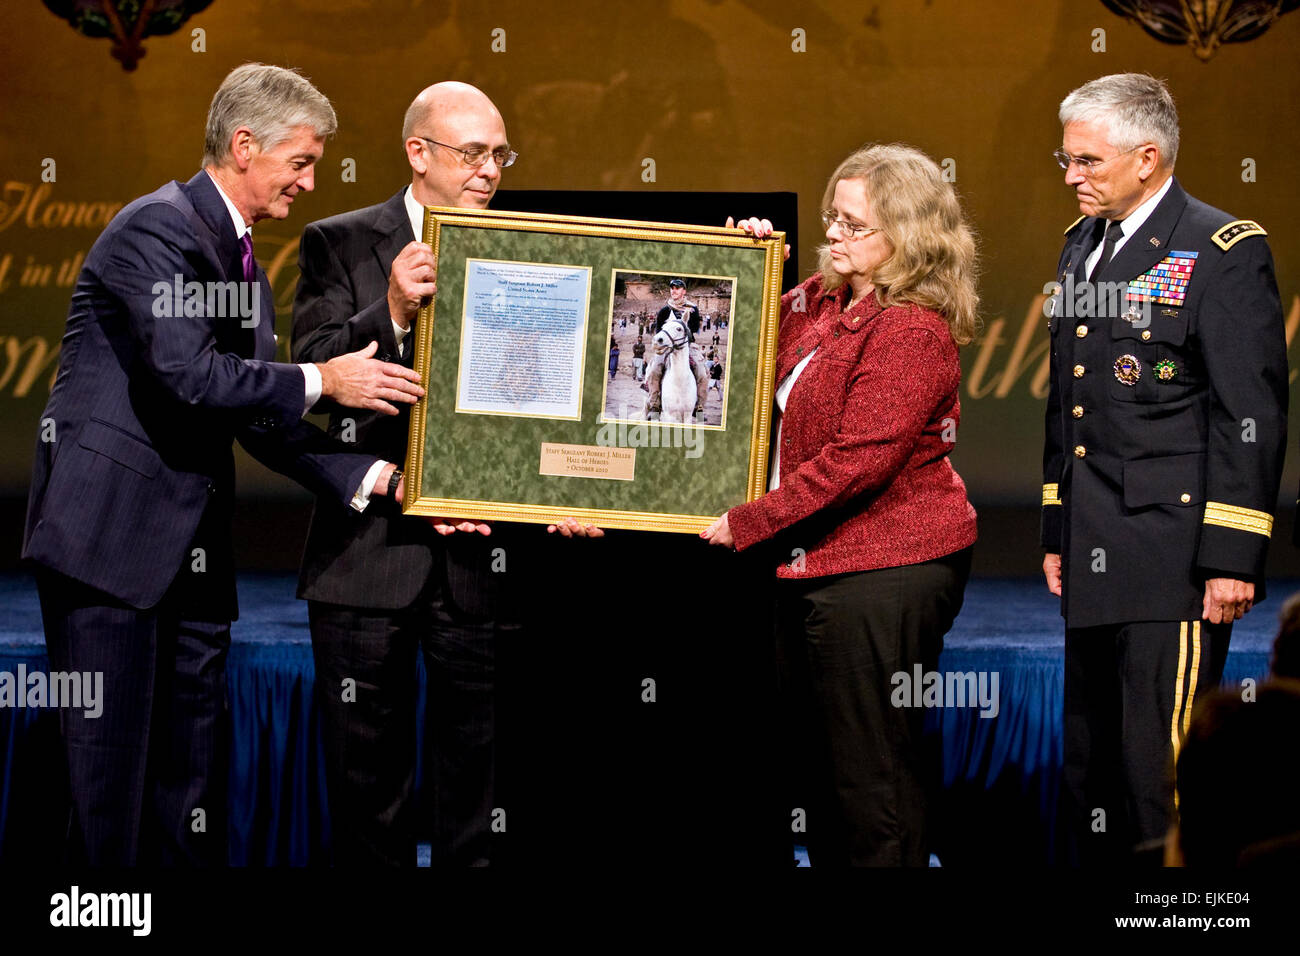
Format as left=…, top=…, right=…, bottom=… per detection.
left=774, top=547, right=972, bottom=866
left=1062, top=617, right=1230, bottom=864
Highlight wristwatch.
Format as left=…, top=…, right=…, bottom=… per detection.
left=387, top=468, right=404, bottom=501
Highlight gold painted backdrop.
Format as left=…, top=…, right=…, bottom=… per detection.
left=2, top=0, right=1297, bottom=522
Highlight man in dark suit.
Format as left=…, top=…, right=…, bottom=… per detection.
left=1040, top=73, right=1287, bottom=862
left=293, top=81, right=597, bottom=867
left=22, top=63, right=425, bottom=866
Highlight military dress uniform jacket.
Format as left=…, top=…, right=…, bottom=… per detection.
left=1041, top=178, right=1287, bottom=628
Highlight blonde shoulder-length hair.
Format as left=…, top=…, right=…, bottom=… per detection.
left=816, top=143, right=979, bottom=346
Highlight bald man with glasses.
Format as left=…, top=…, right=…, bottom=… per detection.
left=291, top=82, right=595, bottom=867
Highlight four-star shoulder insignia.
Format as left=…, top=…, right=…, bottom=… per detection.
left=1212, top=219, right=1266, bottom=251
left=1063, top=215, right=1086, bottom=236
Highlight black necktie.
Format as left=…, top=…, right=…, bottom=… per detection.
left=1091, top=219, right=1124, bottom=278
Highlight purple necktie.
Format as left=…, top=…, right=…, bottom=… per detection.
left=239, top=232, right=256, bottom=283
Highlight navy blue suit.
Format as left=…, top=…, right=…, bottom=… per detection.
left=23, top=171, right=376, bottom=864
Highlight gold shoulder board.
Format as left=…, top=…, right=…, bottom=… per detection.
left=1212, top=219, right=1266, bottom=251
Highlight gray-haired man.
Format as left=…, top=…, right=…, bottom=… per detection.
left=1040, top=72, right=1286, bottom=862
left=23, top=62, right=422, bottom=865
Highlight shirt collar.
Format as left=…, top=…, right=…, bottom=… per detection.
left=1111, top=175, right=1172, bottom=240
left=205, top=169, right=251, bottom=241
left=815, top=281, right=882, bottom=332
left=404, top=186, right=424, bottom=242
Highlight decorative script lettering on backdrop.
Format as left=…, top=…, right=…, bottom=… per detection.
left=2, top=180, right=1298, bottom=405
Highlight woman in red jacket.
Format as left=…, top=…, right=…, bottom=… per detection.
left=704, top=143, right=978, bottom=866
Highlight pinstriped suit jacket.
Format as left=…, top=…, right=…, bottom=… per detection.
left=23, top=171, right=377, bottom=616
left=291, top=189, right=508, bottom=615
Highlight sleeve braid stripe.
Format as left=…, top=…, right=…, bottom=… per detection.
left=1203, top=501, right=1272, bottom=537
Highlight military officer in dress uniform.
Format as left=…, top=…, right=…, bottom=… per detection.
left=1040, top=73, right=1287, bottom=863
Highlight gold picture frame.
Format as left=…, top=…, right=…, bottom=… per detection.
left=403, top=206, right=783, bottom=533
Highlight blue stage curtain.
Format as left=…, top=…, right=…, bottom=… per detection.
left=227, top=641, right=328, bottom=866
left=0, top=574, right=1284, bottom=865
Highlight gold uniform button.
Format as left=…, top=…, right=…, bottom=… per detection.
left=1074, top=445, right=1086, bottom=458
left=1073, top=364, right=1085, bottom=378
left=1075, top=325, right=1088, bottom=338
left=1141, top=330, right=1152, bottom=341
left=1072, top=405, right=1084, bottom=418
left=1180, top=492, right=1191, bottom=503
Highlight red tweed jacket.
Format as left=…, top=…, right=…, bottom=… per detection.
left=728, top=274, right=977, bottom=578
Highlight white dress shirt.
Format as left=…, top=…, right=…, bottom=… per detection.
left=768, top=348, right=817, bottom=491
left=205, top=171, right=324, bottom=409
left=1085, top=175, right=1173, bottom=278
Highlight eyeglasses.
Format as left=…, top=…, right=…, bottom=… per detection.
left=419, top=137, right=518, bottom=169
left=1052, top=144, right=1144, bottom=175
left=820, top=210, right=885, bottom=240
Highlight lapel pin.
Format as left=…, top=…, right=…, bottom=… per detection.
left=1113, top=354, right=1142, bottom=385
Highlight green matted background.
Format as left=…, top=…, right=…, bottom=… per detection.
left=415, top=221, right=774, bottom=526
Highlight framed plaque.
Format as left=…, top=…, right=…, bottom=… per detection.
left=402, top=206, right=784, bottom=533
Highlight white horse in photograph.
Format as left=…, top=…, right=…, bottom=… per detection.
left=651, top=316, right=696, bottom=424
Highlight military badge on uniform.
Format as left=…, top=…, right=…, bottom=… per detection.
left=1154, top=359, right=1178, bottom=381
left=1212, top=219, right=1266, bottom=251
left=1122, top=305, right=1143, bottom=323
left=1126, top=251, right=1197, bottom=308
left=1113, top=354, right=1142, bottom=385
